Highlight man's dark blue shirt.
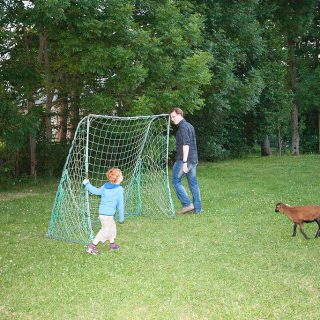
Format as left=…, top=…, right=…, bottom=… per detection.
left=175, top=119, right=198, bottom=164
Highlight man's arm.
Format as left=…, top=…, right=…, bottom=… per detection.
left=182, top=145, right=189, bottom=173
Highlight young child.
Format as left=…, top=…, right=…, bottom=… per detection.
left=82, top=167, right=124, bottom=255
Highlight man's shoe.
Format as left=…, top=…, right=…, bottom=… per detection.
left=177, top=204, right=194, bottom=214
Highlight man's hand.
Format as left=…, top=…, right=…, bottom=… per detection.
left=182, top=162, right=189, bottom=173
left=82, top=178, right=90, bottom=186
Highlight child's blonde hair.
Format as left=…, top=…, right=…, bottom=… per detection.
left=106, top=168, right=122, bottom=184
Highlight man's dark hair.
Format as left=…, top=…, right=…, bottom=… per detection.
left=171, top=107, right=184, bottom=117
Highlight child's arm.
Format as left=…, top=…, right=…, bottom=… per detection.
left=83, top=180, right=103, bottom=196
left=117, top=188, right=125, bottom=223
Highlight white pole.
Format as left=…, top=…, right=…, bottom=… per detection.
left=166, top=114, right=175, bottom=217
left=85, top=115, right=93, bottom=240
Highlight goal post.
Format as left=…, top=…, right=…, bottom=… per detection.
left=47, top=114, right=175, bottom=244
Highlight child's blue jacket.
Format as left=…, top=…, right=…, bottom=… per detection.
left=85, top=182, right=124, bottom=223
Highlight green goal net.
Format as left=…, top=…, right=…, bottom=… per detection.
left=47, top=114, right=175, bottom=244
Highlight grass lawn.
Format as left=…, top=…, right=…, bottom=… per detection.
left=1, top=155, right=320, bottom=320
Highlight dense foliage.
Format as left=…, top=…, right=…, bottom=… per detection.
left=0, top=0, right=319, bottom=177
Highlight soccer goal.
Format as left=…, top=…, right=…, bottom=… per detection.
left=47, top=114, right=175, bottom=244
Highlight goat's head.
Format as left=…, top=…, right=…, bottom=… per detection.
left=275, top=202, right=284, bottom=212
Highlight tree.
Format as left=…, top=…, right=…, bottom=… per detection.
left=0, top=0, right=43, bottom=177
left=265, top=0, right=318, bottom=155
left=252, top=12, right=292, bottom=156
left=296, top=0, right=320, bottom=153
left=189, top=0, right=267, bottom=159
left=0, top=0, right=212, bottom=176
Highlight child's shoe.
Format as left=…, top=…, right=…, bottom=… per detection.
left=109, top=243, right=120, bottom=251
left=86, top=243, right=99, bottom=255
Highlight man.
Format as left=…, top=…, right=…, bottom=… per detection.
left=170, top=107, right=201, bottom=214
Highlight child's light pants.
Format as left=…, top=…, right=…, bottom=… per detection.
left=93, top=216, right=116, bottom=245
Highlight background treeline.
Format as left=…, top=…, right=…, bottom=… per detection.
left=1, top=0, right=320, bottom=179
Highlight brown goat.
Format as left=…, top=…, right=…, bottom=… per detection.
left=275, top=202, right=320, bottom=239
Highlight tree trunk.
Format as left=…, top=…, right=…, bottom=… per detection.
left=27, top=100, right=37, bottom=178
left=23, top=29, right=37, bottom=177
left=315, top=37, right=319, bottom=68
left=288, top=39, right=299, bottom=155
left=318, top=110, right=320, bottom=153
left=40, top=32, right=54, bottom=141
left=57, top=96, right=68, bottom=142
left=261, top=135, right=272, bottom=156
left=69, top=93, right=80, bottom=141
left=291, top=102, right=299, bottom=155
left=29, top=135, right=37, bottom=178
left=316, top=37, right=320, bottom=154
left=13, top=150, right=20, bottom=178
left=278, top=124, right=282, bottom=156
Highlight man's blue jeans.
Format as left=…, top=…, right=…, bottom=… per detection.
left=172, top=160, right=201, bottom=213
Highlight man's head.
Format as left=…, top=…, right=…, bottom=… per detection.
left=170, top=107, right=184, bottom=125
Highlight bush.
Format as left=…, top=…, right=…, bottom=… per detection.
left=301, top=134, right=318, bottom=154
left=203, top=138, right=230, bottom=161
left=37, top=142, right=69, bottom=176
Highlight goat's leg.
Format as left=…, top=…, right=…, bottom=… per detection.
left=298, top=223, right=310, bottom=240
left=292, top=223, right=297, bottom=237
left=315, top=219, right=320, bottom=238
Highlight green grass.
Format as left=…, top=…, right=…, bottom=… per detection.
left=1, top=155, right=320, bottom=319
